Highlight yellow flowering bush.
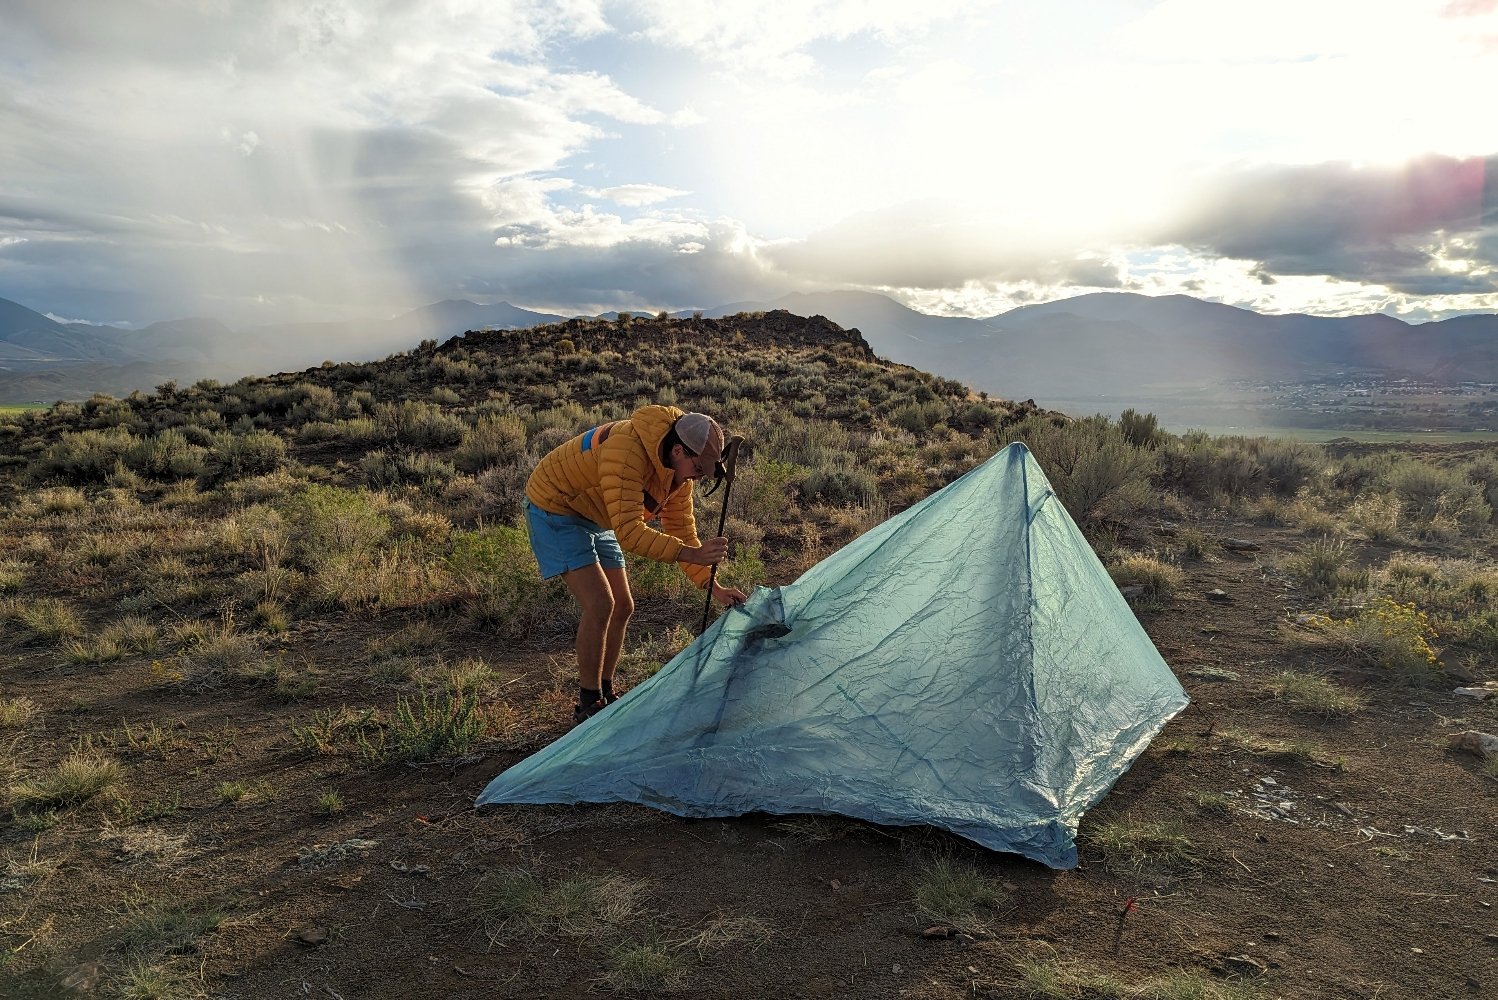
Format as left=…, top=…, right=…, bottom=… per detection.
left=1306, top=597, right=1440, bottom=677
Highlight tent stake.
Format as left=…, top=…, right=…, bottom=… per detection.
left=700, top=435, right=744, bottom=635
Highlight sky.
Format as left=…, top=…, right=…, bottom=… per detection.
left=1, top=0, right=1496, bottom=329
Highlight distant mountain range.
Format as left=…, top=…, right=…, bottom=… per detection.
left=0, top=298, right=567, bottom=402
left=3, top=290, right=1496, bottom=421
left=704, top=291, right=1498, bottom=398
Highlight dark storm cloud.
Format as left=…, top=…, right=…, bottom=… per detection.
left=465, top=224, right=787, bottom=312
left=1164, top=154, right=1498, bottom=293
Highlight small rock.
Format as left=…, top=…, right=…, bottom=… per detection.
left=1454, top=684, right=1498, bottom=701
left=1222, top=538, right=1261, bottom=552
left=1224, top=954, right=1268, bottom=977
left=294, top=927, right=329, bottom=947
left=922, top=925, right=956, bottom=939
left=1206, top=589, right=1231, bottom=602
left=1119, top=585, right=1147, bottom=599
left=1447, top=659, right=1480, bottom=683
left=1262, top=931, right=1281, bottom=941
left=1449, top=731, right=1498, bottom=759
left=60, top=961, right=106, bottom=990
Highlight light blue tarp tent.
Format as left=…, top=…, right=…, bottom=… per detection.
left=477, top=443, right=1188, bottom=868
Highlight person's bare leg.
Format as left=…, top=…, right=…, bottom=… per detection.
left=562, top=563, right=614, bottom=694
left=599, top=565, right=635, bottom=690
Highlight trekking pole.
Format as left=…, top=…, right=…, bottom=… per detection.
left=700, top=435, right=744, bottom=635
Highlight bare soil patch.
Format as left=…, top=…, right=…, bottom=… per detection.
left=4, top=508, right=1497, bottom=999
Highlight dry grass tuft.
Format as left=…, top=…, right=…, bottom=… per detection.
left=10, top=750, right=124, bottom=808
left=1267, top=670, right=1366, bottom=718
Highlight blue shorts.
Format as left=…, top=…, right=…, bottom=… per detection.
left=525, top=501, right=626, bottom=580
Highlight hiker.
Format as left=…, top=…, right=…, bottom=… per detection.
left=525, top=406, right=749, bottom=724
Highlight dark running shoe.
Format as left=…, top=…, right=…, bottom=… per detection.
left=572, top=700, right=607, bottom=725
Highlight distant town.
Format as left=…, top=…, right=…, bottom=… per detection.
left=1223, top=374, right=1498, bottom=433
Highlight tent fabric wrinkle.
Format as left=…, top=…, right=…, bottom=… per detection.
left=476, top=442, right=1189, bottom=869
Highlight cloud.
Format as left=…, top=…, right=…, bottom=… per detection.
left=587, top=184, right=690, bottom=206
left=626, top=0, right=984, bottom=78
left=761, top=200, right=1127, bottom=289
left=461, top=219, right=787, bottom=312
left=0, top=1, right=648, bottom=324
left=1161, top=155, right=1498, bottom=293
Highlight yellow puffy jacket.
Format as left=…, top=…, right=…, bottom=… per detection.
left=526, top=404, right=712, bottom=588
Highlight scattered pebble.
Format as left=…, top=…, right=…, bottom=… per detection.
left=294, top=927, right=329, bottom=947
left=1449, top=731, right=1498, bottom=759
left=1223, top=954, right=1268, bottom=976
left=1402, top=826, right=1470, bottom=842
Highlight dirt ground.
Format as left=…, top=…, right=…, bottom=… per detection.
left=4, top=509, right=1498, bottom=1000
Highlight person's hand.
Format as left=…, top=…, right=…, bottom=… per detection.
left=713, top=584, right=748, bottom=607
left=681, top=536, right=730, bottom=565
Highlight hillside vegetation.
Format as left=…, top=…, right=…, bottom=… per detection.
left=2, top=311, right=1496, bottom=999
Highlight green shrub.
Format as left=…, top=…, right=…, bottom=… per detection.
left=206, top=430, right=287, bottom=483
left=1348, top=492, right=1402, bottom=541
left=1305, top=597, right=1441, bottom=679
left=454, top=414, right=528, bottom=472
left=385, top=690, right=487, bottom=761
left=627, top=552, right=694, bottom=601
left=1117, top=408, right=1163, bottom=448
left=126, top=428, right=208, bottom=481
left=1162, top=433, right=1321, bottom=499
left=801, top=466, right=878, bottom=507
left=737, top=458, right=809, bottom=525
left=377, top=401, right=467, bottom=448
left=1389, top=460, right=1460, bottom=517
left=28, top=426, right=137, bottom=484
left=1465, top=456, right=1498, bottom=519
left=1285, top=538, right=1364, bottom=597
left=447, top=526, right=564, bottom=636
left=998, top=415, right=1159, bottom=522
left=889, top=400, right=949, bottom=434
left=279, top=484, right=392, bottom=568
left=1256, top=438, right=1324, bottom=496
left=287, top=383, right=340, bottom=423
left=361, top=450, right=457, bottom=491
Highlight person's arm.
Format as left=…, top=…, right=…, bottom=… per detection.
left=658, top=484, right=714, bottom=589
left=596, top=439, right=718, bottom=575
